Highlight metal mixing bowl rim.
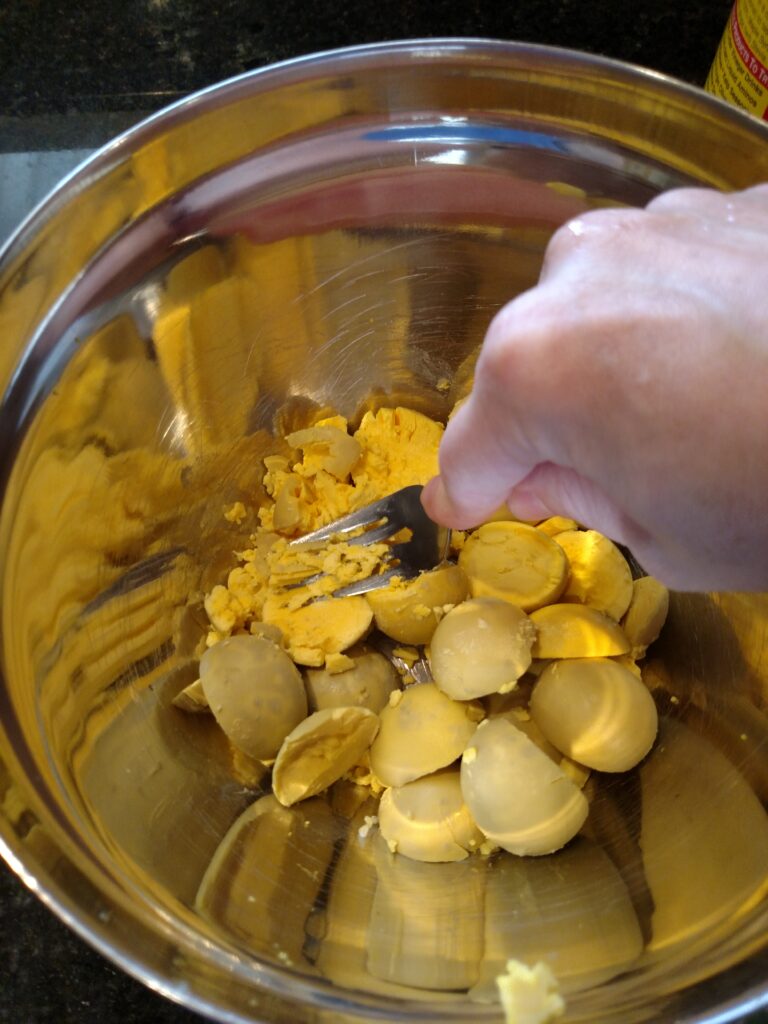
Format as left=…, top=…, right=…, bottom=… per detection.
left=2, top=34, right=766, bottom=273
left=1, top=37, right=768, bottom=1024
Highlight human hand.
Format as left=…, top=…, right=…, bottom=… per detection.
left=423, top=185, right=768, bottom=591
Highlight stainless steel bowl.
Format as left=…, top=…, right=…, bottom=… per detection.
left=1, top=40, right=768, bottom=1024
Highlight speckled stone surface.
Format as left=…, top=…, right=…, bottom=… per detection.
left=1, top=0, right=732, bottom=124
left=2, top=2, right=766, bottom=1023
left=0, top=862, right=196, bottom=1023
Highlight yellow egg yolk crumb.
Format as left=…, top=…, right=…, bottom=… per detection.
left=204, top=406, right=443, bottom=664
left=496, top=961, right=565, bottom=1024
left=259, top=407, right=442, bottom=535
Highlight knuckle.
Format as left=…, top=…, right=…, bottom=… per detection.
left=647, top=183, right=768, bottom=229
left=737, top=182, right=768, bottom=212
left=646, top=186, right=716, bottom=212
left=541, top=206, right=648, bottom=278
left=741, top=181, right=768, bottom=198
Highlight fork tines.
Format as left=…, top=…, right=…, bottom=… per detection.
left=288, top=484, right=424, bottom=548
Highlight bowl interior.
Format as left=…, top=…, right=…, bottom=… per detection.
left=1, top=41, right=768, bottom=1024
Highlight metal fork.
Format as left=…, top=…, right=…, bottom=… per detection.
left=288, top=484, right=450, bottom=597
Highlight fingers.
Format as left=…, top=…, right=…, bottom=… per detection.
left=504, top=462, right=646, bottom=549
left=646, top=186, right=732, bottom=216
left=738, top=182, right=768, bottom=207
left=422, top=389, right=537, bottom=529
left=646, top=184, right=768, bottom=227
left=423, top=249, right=626, bottom=530
left=541, top=184, right=768, bottom=290
left=426, top=449, right=651, bottom=555
left=539, top=206, right=648, bottom=283
left=425, top=180, right=768, bottom=592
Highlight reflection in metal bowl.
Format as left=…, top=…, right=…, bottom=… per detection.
left=1, top=39, right=768, bottom=1024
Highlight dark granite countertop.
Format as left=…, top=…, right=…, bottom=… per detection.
left=3, top=2, right=766, bottom=1023
left=0, top=0, right=732, bottom=124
